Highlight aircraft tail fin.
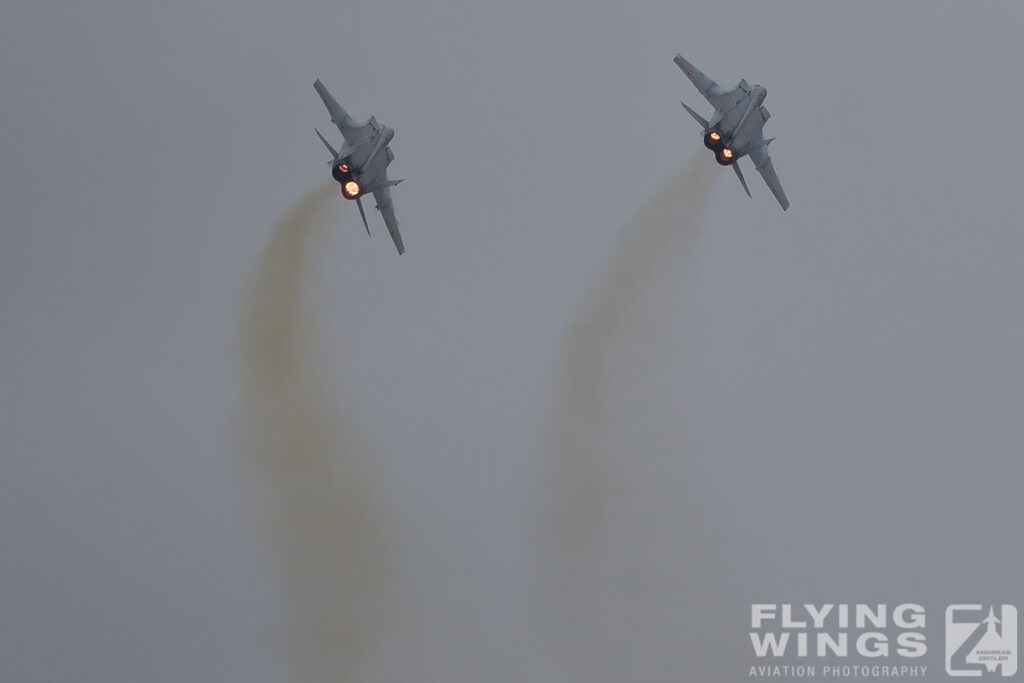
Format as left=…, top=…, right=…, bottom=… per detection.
left=732, top=162, right=752, bottom=199
left=680, top=101, right=709, bottom=129
left=315, top=128, right=337, bottom=158
left=362, top=133, right=390, bottom=174
left=355, top=195, right=371, bottom=236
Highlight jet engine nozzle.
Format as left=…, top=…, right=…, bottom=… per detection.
left=715, top=147, right=736, bottom=165
left=331, top=160, right=354, bottom=183
left=341, top=180, right=361, bottom=198
left=704, top=130, right=724, bottom=150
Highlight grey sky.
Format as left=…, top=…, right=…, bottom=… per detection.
left=2, top=2, right=1023, bottom=682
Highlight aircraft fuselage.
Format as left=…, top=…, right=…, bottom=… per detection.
left=704, top=86, right=768, bottom=165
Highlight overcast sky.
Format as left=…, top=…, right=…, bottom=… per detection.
left=2, top=2, right=1023, bottom=682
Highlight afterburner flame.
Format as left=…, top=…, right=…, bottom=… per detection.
left=343, top=181, right=360, bottom=198
left=709, top=131, right=720, bottom=142
left=339, top=163, right=349, bottom=172
left=721, top=148, right=733, bottom=159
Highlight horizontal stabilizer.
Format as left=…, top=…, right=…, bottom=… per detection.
left=364, top=178, right=404, bottom=193
left=680, top=100, right=709, bottom=129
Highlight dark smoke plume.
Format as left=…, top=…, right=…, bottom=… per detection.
left=239, top=186, right=390, bottom=683
left=537, top=159, right=732, bottom=682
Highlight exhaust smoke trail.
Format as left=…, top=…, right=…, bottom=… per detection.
left=239, top=185, right=390, bottom=683
left=546, top=156, right=716, bottom=548
left=538, top=158, right=731, bottom=681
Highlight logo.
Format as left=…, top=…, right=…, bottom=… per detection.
left=748, top=604, right=931, bottom=678
left=946, top=605, right=1017, bottom=677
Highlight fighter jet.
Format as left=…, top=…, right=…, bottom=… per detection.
left=314, top=79, right=406, bottom=253
left=674, top=54, right=789, bottom=210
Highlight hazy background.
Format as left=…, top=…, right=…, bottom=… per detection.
left=2, top=2, right=1023, bottom=681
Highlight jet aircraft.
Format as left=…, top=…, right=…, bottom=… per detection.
left=674, top=54, right=789, bottom=210
left=314, top=79, right=406, bottom=253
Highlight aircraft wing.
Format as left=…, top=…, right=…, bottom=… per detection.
left=372, top=182, right=405, bottom=254
left=314, top=79, right=365, bottom=143
left=674, top=54, right=733, bottom=110
left=749, top=142, right=789, bottom=211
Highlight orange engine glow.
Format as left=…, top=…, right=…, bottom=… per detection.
left=339, top=163, right=348, bottom=172
left=721, top=147, right=733, bottom=159
left=709, top=131, right=721, bottom=142
left=343, top=181, right=360, bottom=198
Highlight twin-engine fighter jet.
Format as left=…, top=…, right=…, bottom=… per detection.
left=674, top=54, right=789, bottom=210
left=314, top=79, right=406, bottom=254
